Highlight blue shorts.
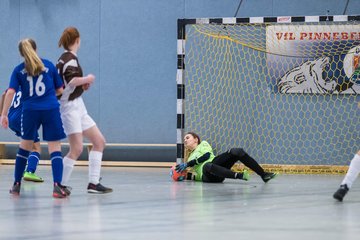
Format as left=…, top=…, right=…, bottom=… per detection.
left=21, top=108, right=66, bottom=142
left=9, top=110, right=40, bottom=143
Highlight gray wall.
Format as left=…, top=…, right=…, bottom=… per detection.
left=0, top=0, right=359, bottom=161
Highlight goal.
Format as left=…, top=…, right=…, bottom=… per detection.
left=176, top=15, right=360, bottom=173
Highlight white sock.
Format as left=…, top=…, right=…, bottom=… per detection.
left=89, top=151, right=102, bottom=185
left=62, top=156, right=76, bottom=186
left=341, top=153, right=360, bottom=188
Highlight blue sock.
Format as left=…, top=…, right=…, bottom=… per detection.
left=26, top=151, right=40, bottom=173
left=51, top=151, right=63, bottom=184
left=15, top=148, right=30, bottom=183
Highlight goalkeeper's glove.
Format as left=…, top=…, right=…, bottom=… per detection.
left=175, top=163, right=188, bottom=172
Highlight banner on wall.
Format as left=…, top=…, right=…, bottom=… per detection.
left=266, top=24, right=360, bottom=94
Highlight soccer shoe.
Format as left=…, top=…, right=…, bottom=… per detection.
left=53, top=183, right=68, bottom=198
left=262, top=172, right=278, bottom=183
left=59, top=184, right=72, bottom=196
left=23, top=171, right=44, bottom=182
left=333, top=184, right=349, bottom=202
left=242, top=169, right=250, bottom=181
left=9, top=182, right=21, bottom=195
left=87, top=183, right=113, bottom=194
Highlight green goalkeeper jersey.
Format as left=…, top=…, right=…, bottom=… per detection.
left=188, top=141, right=215, bottom=181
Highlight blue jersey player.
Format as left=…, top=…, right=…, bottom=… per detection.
left=2, top=89, right=44, bottom=182
left=1, top=38, right=68, bottom=198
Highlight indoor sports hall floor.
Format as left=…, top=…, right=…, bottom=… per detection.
left=0, top=165, right=358, bottom=240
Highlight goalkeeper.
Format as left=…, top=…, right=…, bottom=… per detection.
left=176, top=132, right=277, bottom=183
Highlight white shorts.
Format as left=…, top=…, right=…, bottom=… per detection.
left=60, top=97, right=96, bottom=135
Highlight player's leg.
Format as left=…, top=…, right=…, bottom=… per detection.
left=10, top=110, right=38, bottom=195
left=59, top=103, right=83, bottom=187
left=83, top=124, right=112, bottom=193
left=333, top=150, right=360, bottom=201
left=7, top=111, right=42, bottom=182
left=48, top=141, right=67, bottom=198
left=203, top=154, right=250, bottom=181
left=202, top=163, right=226, bottom=183
left=23, top=139, right=44, bottom=182
left=10, top=140, right=33, bottom=195
left=341, top=150, right=360, bottom=187
left=229, top=148, right=277, bottom=182
left=42, top=108, right=67, bottom=198
left=62, top=133, right=83, bottom=186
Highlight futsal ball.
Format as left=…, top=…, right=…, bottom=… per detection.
left=170, top=166, right=186, bottom=181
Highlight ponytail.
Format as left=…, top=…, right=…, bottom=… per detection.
left=18, top=38, right=44, bottom=76
left=58, top=27, right=80, bottom=50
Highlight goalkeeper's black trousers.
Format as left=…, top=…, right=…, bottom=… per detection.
left=202, top=148, right=265, bottom=183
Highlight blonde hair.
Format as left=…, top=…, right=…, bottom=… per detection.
left=18, top=38, right=44, bottom=76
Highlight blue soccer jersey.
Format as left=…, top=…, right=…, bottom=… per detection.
left=8, top=89, right=40, bottom=142
left=10, top=90, right=22, bottom=109
left=8, top=59, right=65, bottom=141
left=9, top=59, right=63, bottom=110
left=8, top=90, right=23, bottom=136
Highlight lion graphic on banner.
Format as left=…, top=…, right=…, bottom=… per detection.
left=278, top=57, right=336, bottom=94
left=278, top=46, right=360, bottom=94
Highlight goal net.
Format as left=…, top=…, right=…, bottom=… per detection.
left=177, top=16, right=360, bottom=170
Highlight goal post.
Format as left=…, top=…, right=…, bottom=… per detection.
left=176, top=15, right=360, bottom=173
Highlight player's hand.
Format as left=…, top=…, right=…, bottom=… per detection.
left=86, top=74, right=95, bottom=84
left=1, top=115, right=8, bottom=129
left=82, top=83, right=90, bottom=91
left=175, top=163, right=188, bottom=173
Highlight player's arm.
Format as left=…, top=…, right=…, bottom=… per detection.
left=1, top=89, right=15, bottom=128
left=0, top=91, right=5, bottom=116
left=175, top=152, right=211, bottom=172
left=61, top=60, right=95, bottom=88
left=187, top=152, right=211, bottom=167
left=68, top=74, right=95, bottom=87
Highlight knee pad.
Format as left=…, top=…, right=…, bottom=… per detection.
left=230, top=148, right=246, bottom=157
